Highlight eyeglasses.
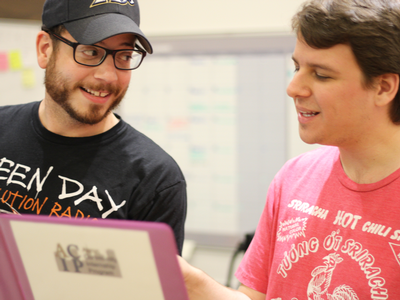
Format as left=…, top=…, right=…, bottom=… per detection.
left=47, top=31, right=146, bottom=70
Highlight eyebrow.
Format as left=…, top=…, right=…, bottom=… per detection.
left=292, top=56, right=339, bottom=74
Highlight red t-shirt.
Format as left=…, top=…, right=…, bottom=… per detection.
left=236, top=146, right=400, bottom=300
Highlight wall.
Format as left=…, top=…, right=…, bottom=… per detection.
left=139, top=0, right=305, bottom=36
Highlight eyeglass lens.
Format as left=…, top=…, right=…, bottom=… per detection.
left=75, top=45, right=143, bottom=70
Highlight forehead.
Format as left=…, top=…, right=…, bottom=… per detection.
left=292, top=36, right=359, bottom=72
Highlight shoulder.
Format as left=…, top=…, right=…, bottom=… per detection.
left=117, top=121, right=185, bottom=181
left=265, top=146, right=340, bottom=221
left=120, top=123, right=177, bottom=163
left=276, top=146, right=339, bottom=181
left=0, top=102, right=38, bottom=119
left=0, top=102, right=39, bottom=132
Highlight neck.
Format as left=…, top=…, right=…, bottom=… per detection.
left=339, top=125, right=400, bottom=184
left=38, top=98, right=119, bottom=137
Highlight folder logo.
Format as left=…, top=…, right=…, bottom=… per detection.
left=54, top=243, right=122, bottom=277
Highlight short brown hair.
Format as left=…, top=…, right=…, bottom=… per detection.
left=292, top=0, right=400, bottom=123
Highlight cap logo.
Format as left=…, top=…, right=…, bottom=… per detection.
left=90, top=0, right=135, bottom=8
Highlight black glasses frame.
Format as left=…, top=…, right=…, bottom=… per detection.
left=46, top=31, right=146, bottom=70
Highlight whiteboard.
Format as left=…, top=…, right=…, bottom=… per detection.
left=0, top=18, right=296, bottom=246
left=121, top=34, right=296, bottom=245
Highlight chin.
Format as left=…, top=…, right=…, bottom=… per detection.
left=299, top=133, right=322, bottom=145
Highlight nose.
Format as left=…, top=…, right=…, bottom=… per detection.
left=286, top=70, right=311, bottom=100
left=93, top=54, right=118, bottom=83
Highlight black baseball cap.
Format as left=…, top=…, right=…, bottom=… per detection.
left=42, top=0, right=153, bottom=54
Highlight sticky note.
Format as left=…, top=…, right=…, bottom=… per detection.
left=0, top=52, right=8, bottom=71
left=22, top=68, right=36, bottom=88
left=9, top=50, right=23, bottom=70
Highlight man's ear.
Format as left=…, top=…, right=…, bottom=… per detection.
left=375, top=73, right=399, bottom=107
left=36, top=31, right=53, bottom=69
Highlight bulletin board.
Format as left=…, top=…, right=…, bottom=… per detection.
left=0, top=19, right=45, bottom=105
left=0, top=17, right=296, bottom=246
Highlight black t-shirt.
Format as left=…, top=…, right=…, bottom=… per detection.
left=0, top=101, right=187, bottom=253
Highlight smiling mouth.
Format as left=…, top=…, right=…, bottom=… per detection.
left=300, top=110, right=320, bottom=117
left=81, top=87, right=110, bottom=98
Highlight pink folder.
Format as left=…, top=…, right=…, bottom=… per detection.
left=0, top=213, right=189, bottom=300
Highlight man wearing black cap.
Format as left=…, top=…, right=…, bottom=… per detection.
left=0, top=0, right=187, bottom=254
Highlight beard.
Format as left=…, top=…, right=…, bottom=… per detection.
left=44, top=53, right=127, bottom=125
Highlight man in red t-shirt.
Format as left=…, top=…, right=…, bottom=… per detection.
left=179, top=0, right=400, bottom=299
